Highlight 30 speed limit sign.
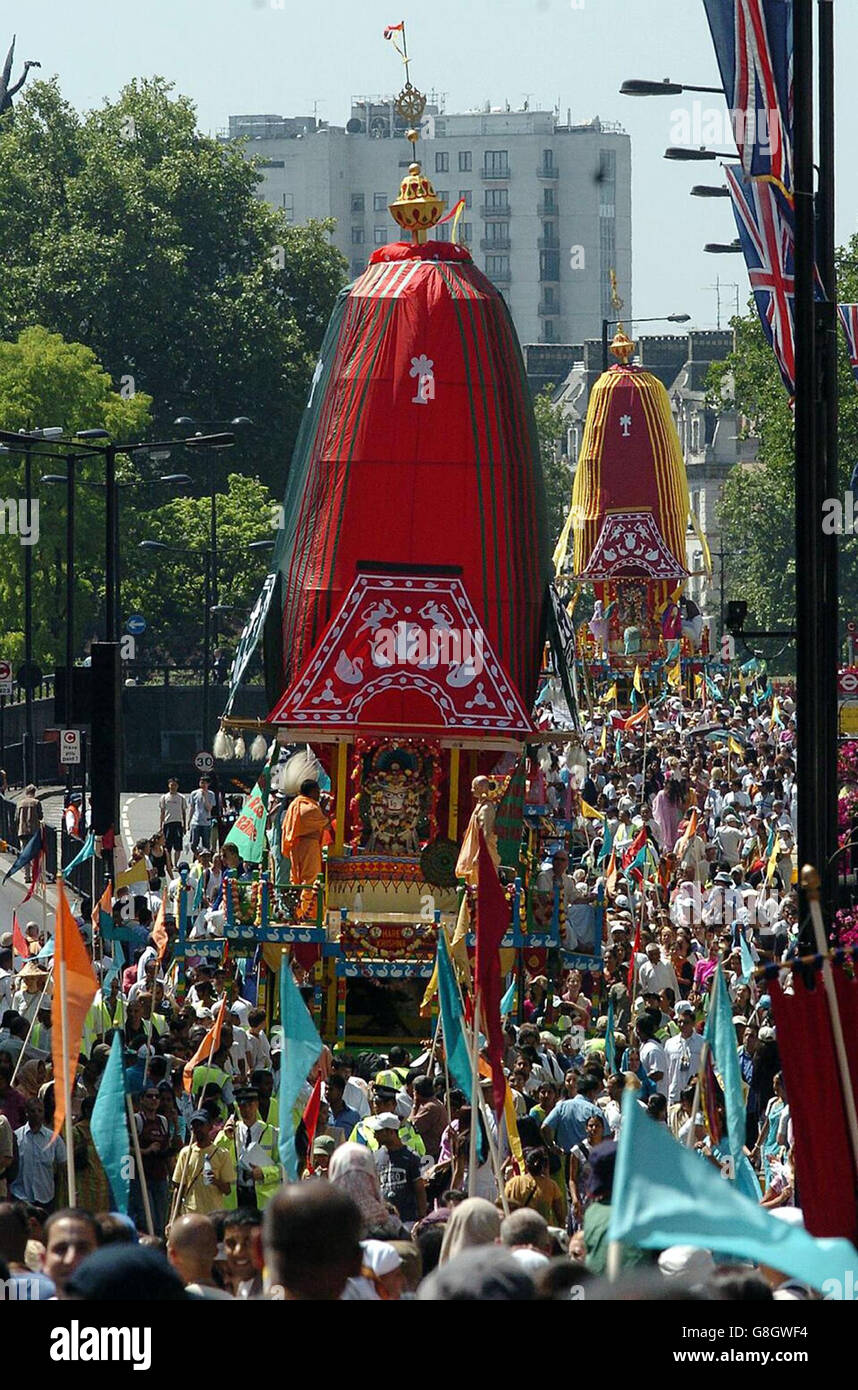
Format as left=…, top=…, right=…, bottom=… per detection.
left=194, top=751, right=214, bottom=773
left=60, top=729, right=82, bottom=765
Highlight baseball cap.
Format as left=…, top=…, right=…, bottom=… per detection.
left=189, top=1109, right=210, bottom=1125
left=371, top=1112, right=400, bottom=1131
left=313, top=1135, right=336, bottom=1156
left=675, top=1001, right=694, bottom=1017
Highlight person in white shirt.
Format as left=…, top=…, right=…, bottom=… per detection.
left=636, top=1015, right=668, bottom=1099
left=245, top=1009, right=271, bottom=1072
left=638, top=942, right=679, bottom=999
left=714, top=813, right=743, bottom=867
left=664, top=1002, right=705, bottom=1129
left=159, top=778, right=187, bottom=873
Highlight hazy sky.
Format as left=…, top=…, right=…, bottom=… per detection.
left=11, top=0, right=858, bottom=329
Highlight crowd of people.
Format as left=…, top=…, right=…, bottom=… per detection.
left=0, top=682, right=824, bottom=1299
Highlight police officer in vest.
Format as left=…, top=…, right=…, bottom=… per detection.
left=374, top=1045, right=412, bottom=1092
left=349, top=1084, right=426, bottom=1159
left=220, top=1086, right=280, bottom=1211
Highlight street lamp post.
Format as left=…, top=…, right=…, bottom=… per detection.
left=139, top=540, right=214, bottom=754
left=174, top=417, right=249, bottom=657
left=601, top=313, right=691, bottom=372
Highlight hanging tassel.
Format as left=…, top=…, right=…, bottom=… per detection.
left=213, top=727, right=234, bottom=760
left=250, top=732, right=268, bottom=761
left=234, top=735, right=246, bottom=761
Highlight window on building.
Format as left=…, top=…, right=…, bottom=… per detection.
left=484, top=150, right=509, bottom=177
left=460, top=222, right=473, bottom=244
left=541, top=149, right=555, bottom=173
left=373, top=192, right=387, bottom=211
left=486, top=254, right=511, bottom=279
left=539, top=249, right=560, bottom=281
left=435, top=151, right=450, bottom=173
left=691, top=414, right=701, bottom=453
left=543, top=319, right=556, bottom=341
left=281, top=193, right=294, bottom=223
left=351, top=259, right=365, bottom=278
left=437, top=191, right=449, bottom=207
left=350, top=193, right=365, bottom=214
left=459, top=189, right=472, bottom=208
left=486, top=186, right=509, bottom=210
left=542, top=187, right=556, bottom=212
left=374, top=226, right=387, bottom=245
left=543, top=286, right=555, bottom=307
left=435, top=223, right=451, bottom=241
left=459, top=150, right=472, bottom=171
left=486, top=221, right=510, bottom=243
left=543, top=221, right=558, bottom=245
left=351, top=226, right=365, bottom=244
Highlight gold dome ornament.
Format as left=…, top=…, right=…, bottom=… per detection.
left=610, top=327, right=636, bottom=366
left=389, top=162, right=446, bottom=243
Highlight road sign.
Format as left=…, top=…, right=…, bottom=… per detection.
left=839, top=670, right=858, bottom=697
left=848, top=621, right=858, bottom=635
left=16, top=661, right=42, bottom=693
left=60, top=729, right=82, bottom=765
left=194, top=751, right=214, bottom=773
left=0, top=659, right=11, bottom=696
left=126, top=614, right=147, bottom=636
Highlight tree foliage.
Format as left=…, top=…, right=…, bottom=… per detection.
left=532, top=385, right=572, bottom=546
left=0, top=76, right=347, bottom=493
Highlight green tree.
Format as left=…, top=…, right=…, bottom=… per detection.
left=533, top=385, right=573, bottom=545
left=122, top=472, right=278, bottom=676
left=0, top=77, right=347, bottom=493
left=710, top=236, right=858, bottom=664
left=0, top=326, right=152, bottom=665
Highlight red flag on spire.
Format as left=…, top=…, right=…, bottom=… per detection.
left=475, top=831, right=510, bottom=1118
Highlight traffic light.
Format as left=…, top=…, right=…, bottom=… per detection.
left=726, top=600, right=748, bottom=635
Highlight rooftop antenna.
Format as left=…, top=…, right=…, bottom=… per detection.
left=704, top=277, right=740, bottom=329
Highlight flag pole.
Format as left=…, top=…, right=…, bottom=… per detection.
left=467, top=989, right=481, bottom=1198
left=126, top=1094, right=155, bottom=1235
left=56, top=874, right=76, bottom=1207
left=803, top=865, right=858, bottom=1174
left=9, top=964, right=54, bottom=1086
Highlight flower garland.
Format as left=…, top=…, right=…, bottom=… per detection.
left=339, top=919, right=437, bottom=961
left=226, top=876, right=263, bottom=927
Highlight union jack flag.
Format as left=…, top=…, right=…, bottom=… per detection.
left=704, top=0, right=793, bottom=193
left=726, top=165, right=796, bottom=394
left=838, top=304, right=858, bottom=387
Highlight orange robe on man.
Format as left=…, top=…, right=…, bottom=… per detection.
left=280, top=794, right=332, bottom=918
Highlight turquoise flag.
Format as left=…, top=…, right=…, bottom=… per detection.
left=597, top=817, right=613, bottom=867
left=64, top=831, right=96, bottom=874
left=191, top=873, right=203, bottom=912
left=90, top=1032, right=130, bottom=1214
left=609, top=1091, right=856, bottom=1296
left=278, top=955, right=323, bottom=1179
left=438, top=933, right=473, bottom=1096
left=224, top=766, right=271, bottom=865
left=604, top=993, right=616, bottom=1074
left=704, top=965, right=752, bottom=1191
left=500, top=976, right=517, bottom=1017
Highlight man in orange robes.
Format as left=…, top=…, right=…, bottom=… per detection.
left=280, top=780, right=332, bottom=919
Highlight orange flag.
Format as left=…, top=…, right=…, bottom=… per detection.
left=52, top=883, right=98, bottom=1138
left=183, top=995, right=227, bottom=1094
left=152, top=890, right=169, bottom=962
left=675, top=808, right=699, bottom=858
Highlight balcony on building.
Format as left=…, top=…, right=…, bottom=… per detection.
left=481, top=236, right=511, bottom=251
left=538, top=234, right=560, bottom=250
left=538, top=299, right=561, bottom=316
left=536, top=162, right=559, bottom=179
left=482, top=203, right=511, bottom=219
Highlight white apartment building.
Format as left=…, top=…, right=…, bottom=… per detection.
left=226, top=99, right=632, bottom=346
